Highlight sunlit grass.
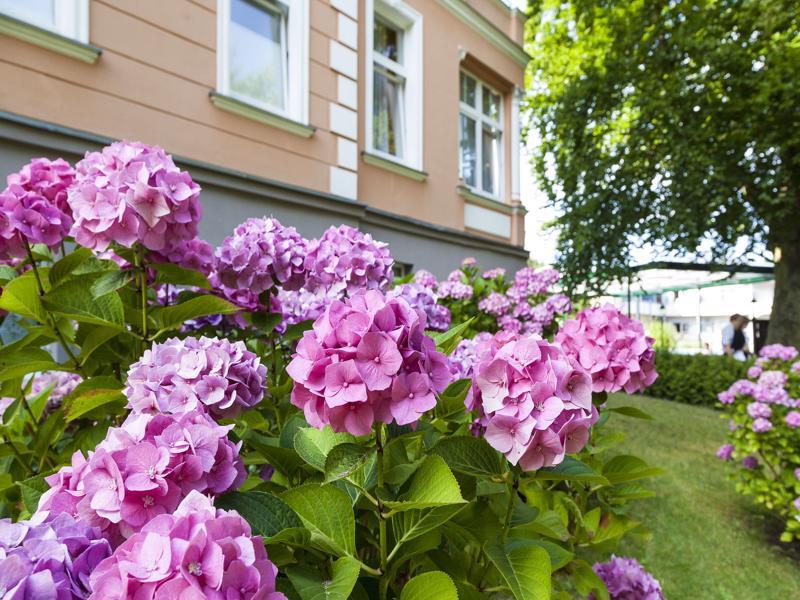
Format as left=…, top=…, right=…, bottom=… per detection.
left=605, top=394, right=800, bottom=600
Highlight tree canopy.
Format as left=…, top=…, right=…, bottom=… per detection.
left=524, top=0, right=800, bottom=341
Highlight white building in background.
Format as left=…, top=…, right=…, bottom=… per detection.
left=601, top=264, right=774, bottom=355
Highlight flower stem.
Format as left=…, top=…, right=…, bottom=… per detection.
left=23, top=239, right=80, bottom=369
left=134, top=250, right=148, bottom=339
left=375, top=423, right=388, bottom=598
left=500, top=476, right=519, bottom=543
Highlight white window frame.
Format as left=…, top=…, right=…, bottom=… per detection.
left=459, top=70, right=504, bottom=200
left=0, top=0, right=89, bottom=42
left=365, top=0, right=423, bottom=171
left=217, top=0, right=309, bottom=124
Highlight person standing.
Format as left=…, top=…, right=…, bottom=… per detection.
left=731, top=315, right=751, bottom=361
left=722, top=314, right=740, bottom=357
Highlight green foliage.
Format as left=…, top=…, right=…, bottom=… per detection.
left=645, top=321, right=677, bottom=352
left=648, top=351, right=751, bottom=406
left=525, top=0, right=800, bottom=338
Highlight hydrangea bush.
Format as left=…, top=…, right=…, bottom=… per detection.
left=716, top=343, right=800, bottom=541
left=0, top=144, right=663, bottom=599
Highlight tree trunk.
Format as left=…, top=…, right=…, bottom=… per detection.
left=767, top=234, right=800, bottom=346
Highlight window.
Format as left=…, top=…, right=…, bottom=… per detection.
left=217, top=0, right=309, bottom=123
left=459, top=71, right=503, bottom=198
left=365, top=0, right=423, bottom=169
left=0, top=0, right=88, bottom=41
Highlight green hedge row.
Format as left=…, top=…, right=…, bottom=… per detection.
left=648, top=351, right=752, bottom=407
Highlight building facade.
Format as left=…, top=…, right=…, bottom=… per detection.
left=0, top=0, right=530, bottom=275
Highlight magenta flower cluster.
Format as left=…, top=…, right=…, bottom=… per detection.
left=470, top=331, right=596, bottom=471
left=68, top=141, right=201, bottom=252
left=304, top=225, right=394, bottom=295
left=758, top=344, right=799, bottom=362
left=152, top=238, right=216, bottom=277
left=0, top=157, right=76, bottom=259
left=287, top=289, right=451, bottom=435
left=214, top=217, right=307, bottom=308
left=437, top=279, right=473, bottom=300
left=0, top=512, right=111, bottom=599
left=125, top=336, right=266, bottom=419
left=413, top=269, right=437, bottom=288
left=556, top=304, right=658, bottom=394
left=507, top=267, right=560, bottom=301
left=388, top=283, right=451, bottom=331
left=478, top=292, right=511, bottom=317
left=38, top=409, right=245, bottom=542
left=276, top=287, right=339, bottom=328
left=89, top=491, right=285, bottom=600
left=592, top=555, right=664, bottom=600
left=482, top=267, right=506, bottom=280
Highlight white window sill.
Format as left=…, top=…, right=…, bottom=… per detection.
left=456, top=185, right=513, bottom=214
left=209, top=91, right=316, bottom=139
left=362, top=151, right=427, bottom=182
left=0, top=13, right=100, bottom=63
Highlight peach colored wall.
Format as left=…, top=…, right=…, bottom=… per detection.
left=0, top=0, right=526, bottom=241
left=357, top=0, right=525, bottom=233
left=466, top=0, right=526, bottom=46
left=0, top=0, right=340, bottom=194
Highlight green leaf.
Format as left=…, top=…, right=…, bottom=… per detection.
left=216, top=491, right=304, bottom=540
left=392, top=504, right=465, bottom=547
left=243, top=432, right=305, bottom=476
left=511, top=509, right=570, bottom=542
left=17, top=473, right=51, bottom=513
left=90, top=270, right=136, bottom=298
left=0, top=265, right=17, bottom=285
left=0, top=271, right=47, bottom=322
left=286, top=556, right=361, bottom=600
left=536, top=457, right=609, bottom=485
left=49, top=247, right=93, bottom=287
left=64, top=388, right=126, bottom=422
left=0, top=348, right=64, bottom=382
left=281, top=484, right=356, bottom=557
left=151, top=295, right=240, bottom=333
left=603, top=455, right=665, bottom=485
left=400, top=571, right=458, bottom=600
left=435, top=378, right=472, bottom=418
left=571, top=559, right=609, bottom=600
left=294, top=427, right=355, bottom=471
left=77, top=326, right=120, bottom=364
left=432, top=318, right=474, bottom=355
left=324, top=443, right=373, bottom=483
left=607, top=406, right=653, bottom=420
left=283, top=319, right=315, bottom=343
left=42, top=276, right=125, bottom=329
left=513, top=540, right=573, bottom=571
left=431, top=435, right=506, bottom=478
left=384, top=455, right=466, bottom=513
left=485, top=542, right=551, bottom=600
left=151, top=262, right=211, bottom=289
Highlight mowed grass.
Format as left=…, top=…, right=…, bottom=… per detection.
left=605, top=394, right=800, bottom=600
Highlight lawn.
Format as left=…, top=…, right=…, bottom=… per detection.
left=605, top=394, right=800, bottom=600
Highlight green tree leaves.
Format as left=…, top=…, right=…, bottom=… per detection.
left=485, top=542, right=552, bottom=600
left=281, top=484, right=356, bottom=557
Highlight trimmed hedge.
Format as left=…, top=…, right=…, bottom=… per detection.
left=648, top=351, right=752, bottom=406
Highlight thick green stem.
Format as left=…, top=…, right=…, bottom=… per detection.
left=134, top=250, right=148, bottom=339
left=500, top=476, right=519, bottom=543
left=23, top=239, right=80, bottom=369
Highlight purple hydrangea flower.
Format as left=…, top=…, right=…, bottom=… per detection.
left=716, top=444, right=734, bottom=460
left=125, top=336, right=266, bottom=419
left=304, top=225, right=393, bottom=295
left=592, top=555, right=664, bottom=600
left=88, top=491, right=286, bottom=599
left=276, top=287, right=340, bottom=327
left=759, top=344, right=799, bottom=362
left=214, top=217, right=308, bottom=302
left=751, top=417, right=772, bottom=433
left=30, top=371, right=82, bottom=412
left=478, top=292, right=511, bottom=317
left=746, top=402, right=772, bottom=419
left=747, top=365, right=763, bottom=379
left=0, top=512, right=111, bottom=599
left=785, top=411, right=800, bottom=429
left=742, top=455, right=759, bottom=470
left=438, top=280, right=473, bottom=300
left=68, top=141, right=201, bottom=252
left=507, top=267, right=560, bottom=301
left=151, top=237, right=215, bottom=276
left=482, top=267, right=506, bottom=280
left=461, top=257, right=477, bottom=267
left=545, top=293, right=572, bottom=314
left=413, top=269, right=437, bottom=288
left=388, top=283, right=451, bottom=331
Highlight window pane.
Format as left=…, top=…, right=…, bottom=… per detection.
left=460, top=72, right=476, bottom=107
left=374, top=18, right=401, bottom=62
left=373, top=68, right=404, bottom=157
left=229, top=0, right=286, bottom=110
left=459, top=114, right=477, bottom=187
left=0, top=0, right=54, bottom=28
left=481, top=124, right=501, bottom=195
left=482, top=86, right=500, bottom=120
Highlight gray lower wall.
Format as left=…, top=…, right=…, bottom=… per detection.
left=0, top=111, right=529, bottom=278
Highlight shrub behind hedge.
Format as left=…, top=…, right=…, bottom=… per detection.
left=648, top=351, right=751, bottom=406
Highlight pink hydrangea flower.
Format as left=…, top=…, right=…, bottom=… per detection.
left=592, top=555, right=664, bottom=600
left=469, top=331, right=596, bottom=471
left=389, top=283, right=451, bottom=331
left=482, top=267, right=506, bottom=280
left=68, top=141, right=201, bottom=252
left=785, top=411, right=800, bottom=428
left=125, top=336, right=266, bottom=419
left=751, top=417, right=772, bottom=433
left=37, top=410, right=245, bottom=542
left=556, top=304, right=658, bottom=394
left=214, top=217, right=308, bottom=302
left=287, top=289, right=451, bottom=435
left=304, top=225, right=394, bottom=295
left=150, top=238, right=215, bottom=276
left=88, top=491, right=286, bottom=599
left=716, top=444, right=734, bottom=460
left=746, top=402, right=772, bottom=419
left=747, top=365, right=763, bottom=379
left=438, top=280, right=473, bottom=300
left=759, top=344, right=799, bottom=362
left=507, top=267, right=560, bottom=301
left=413, top=269, right=437, bottom=288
